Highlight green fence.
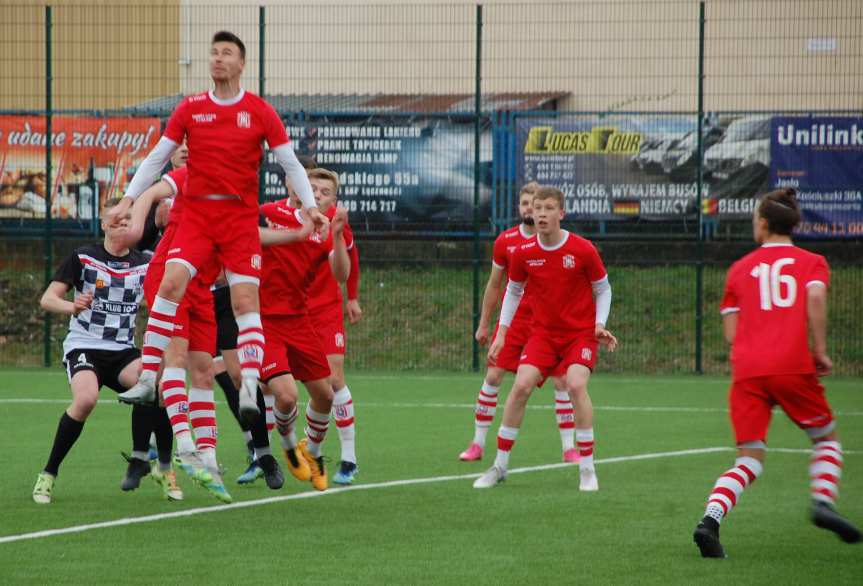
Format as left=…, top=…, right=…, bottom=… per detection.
left=0, top=1, right=861, bottom=373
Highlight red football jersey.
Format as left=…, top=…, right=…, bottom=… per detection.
left=149, top=166, right=188, bottom=266
left=163, top=90, right=289, bottom=208
left=509, top=231, right=607, bottom=336
left=307, top=205, right=355, bottom=312
left=259, top=200, right=333, bottom=317
left=161, top=166, right=188, bottom=229
left=720, top=243, right=830, bottom=381
left=492, top=224, right=534, bottom=329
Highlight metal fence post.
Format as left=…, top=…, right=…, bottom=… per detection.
left=694, top=1, right=705, bottom=374
left=43, top=5, right=53, bottom=368
left=471, top=3, right=483, bottom=372
left=258, top=5, right=266, bottom=204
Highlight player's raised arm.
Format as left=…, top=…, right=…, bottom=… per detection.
left=122, top=178, right=176, bottom=248
left=328, top=208, right=351, bottom=283
left=106, top=137, right=179, bottom=222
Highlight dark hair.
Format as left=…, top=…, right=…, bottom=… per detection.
left=212, top=31, right=246, bottom=60
left=297, top=154, right=318, bottom=170
left=758, top=188, right=800, bottom=235
left=533, top=186, right=565, bottom=209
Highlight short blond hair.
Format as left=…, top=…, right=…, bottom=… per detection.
left=533, top=186, right=565, bottom=209
left=519, top=181, right=540, bottom=197
left=307, top=167, right=340, bottom=196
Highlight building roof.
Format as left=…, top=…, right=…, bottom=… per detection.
left=124, top=92, right=567, bottom=115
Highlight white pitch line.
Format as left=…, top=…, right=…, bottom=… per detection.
left=0, top=447, right=732, bottom=545
left=3, top=398, right=863, bottom=417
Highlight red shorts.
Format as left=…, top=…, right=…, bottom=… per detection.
left=310, top=306, right=346, bottom=356
left=168, top=200, right=261, bottom=281
left=488, top=319, right=531, bottom=374
left=519, top=330, right=598, bottom=378
left=729, top=374, right=835, bottom=445
left=144, top=260, right=218, bottom=355
left=262, top=315, right=332, bottom=383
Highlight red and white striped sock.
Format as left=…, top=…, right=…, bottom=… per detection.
left=555, top=389, right=575, bottom=451
left=236, top=312, right=265, bottom=381
left=705, top=456, right=764, bottom=523
left=493, top=425, right=519, bottom=471
left=304, top=406, right=330, bottom=458
left=189, top=387, right=217, bottom=452
left=810, top=440, right=843, bottom=504
left=141, top=296, right=178, bottom=375
left=332, top=386, right=356, bottom=464
left=472, top=382, right=499, bottom=447
left=264, top=393, right=275, bottom=433
left=576, top=427, right=595, bottom=470
left=274, top=404, right=299, bottom=450
left=161, top=367, right=195, bottom=453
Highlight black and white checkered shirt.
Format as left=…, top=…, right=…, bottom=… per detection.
left=53, top=243, right=149, bottom=355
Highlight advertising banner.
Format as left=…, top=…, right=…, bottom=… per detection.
left=263, top=116, right=491, bottom=232
left=0, top=116, right=161, bottom=220
left=769, top=116, right=863, bottom=238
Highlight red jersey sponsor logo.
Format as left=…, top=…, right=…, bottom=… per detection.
left=192, top=113, right=216, bottom=123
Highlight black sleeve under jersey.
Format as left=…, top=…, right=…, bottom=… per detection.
left=136, top=204, right=161, bottom=252
left=52, top=250, right=83, bottom=289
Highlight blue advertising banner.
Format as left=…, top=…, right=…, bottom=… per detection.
left=770, top=116, right=863, bottom=238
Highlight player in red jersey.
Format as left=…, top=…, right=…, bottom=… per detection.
left=459, top=182, right=578, bottom=464
left=474, top=186, right=617, bottom=491
left=693, top=189, right=860, bottom=558
left=108, top=31, right=327, bottom=420
left=302, top=168, right=363, bottom=485
left=257, top=198, right=351, bottom=492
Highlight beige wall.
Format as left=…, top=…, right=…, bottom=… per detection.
left=1, top=0, right=180, bottom=110
left=2, top=0, right=860, bottom=112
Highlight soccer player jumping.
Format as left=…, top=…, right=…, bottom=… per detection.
left=693, top=188, right=861, bottom=558
left=109, top=31, right=327, bottom=418
left=474, top=186, right=617, bottom=491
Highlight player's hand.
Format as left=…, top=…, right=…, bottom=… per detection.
left=595, top=324, right=618, bottom=352
left=105, top=197, right=132, bottom=224
left=487, top=332, right=506, bottom=365
left=346, top=299, right=363, bottom=324
left=73, top=292, right=93, bottom=316
left=813, top=351, right=832, bottom=377
left=475, top=322, right=490, bottom=346
left=332, top=208, right=348, bottom=236
left=307, top=207, right=330, bottom=240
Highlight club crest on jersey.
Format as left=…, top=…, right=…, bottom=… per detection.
left=95, top=278, right=106, bottom=288
left=251, top=254, right=262, bottom=270
left=237, top=111, right=251, bottom=128
left=563, top=255, right=576, bottom=269
left=581, top=347, right=592, bottom=361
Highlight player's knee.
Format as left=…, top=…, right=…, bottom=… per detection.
left=485, top=369, right=504, bottom=387
left=511, top=382, right=533, bottom=403
left=71, top=393, right=98, bottom=417
left=567, top=381, right=588, bottom=398
left=190, top=363, right=213, bottom=388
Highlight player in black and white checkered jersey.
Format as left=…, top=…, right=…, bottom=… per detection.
left=32, top=198, right=151, bottom=504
